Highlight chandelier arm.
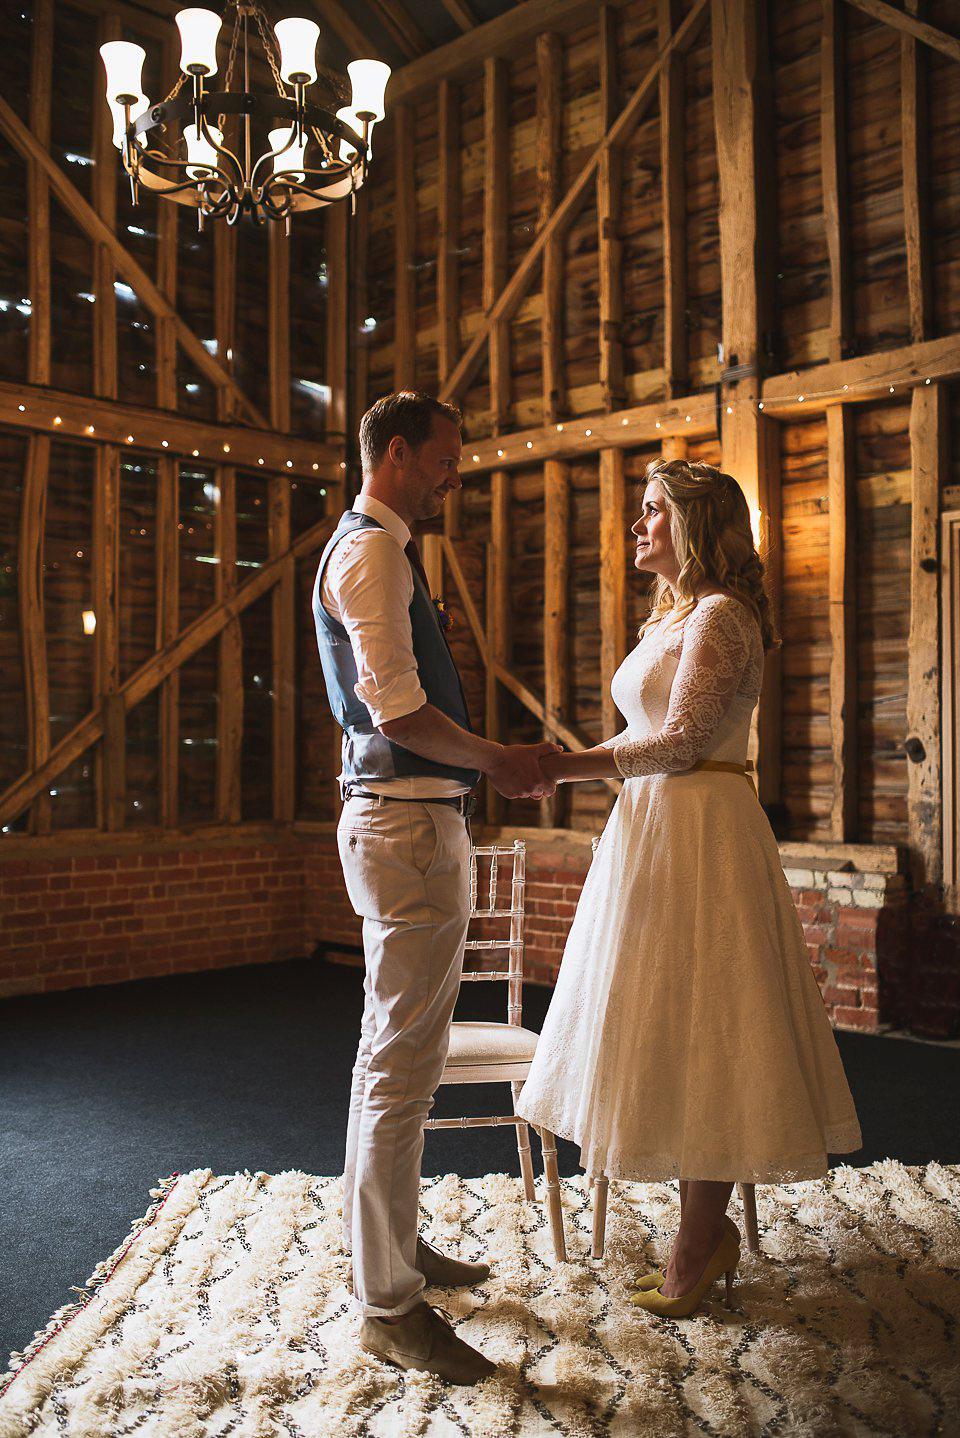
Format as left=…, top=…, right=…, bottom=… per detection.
left=195, top=110, right=245, bottom=190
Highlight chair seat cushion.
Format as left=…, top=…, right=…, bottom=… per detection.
left=445, top=1021, right=539, bottom=1067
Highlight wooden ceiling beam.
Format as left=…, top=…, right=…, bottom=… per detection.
left=760, top=332, right=960, bottom=415
left=843, top=0, right=960, bottom=65
left=386, top=0, right=636, bottom=103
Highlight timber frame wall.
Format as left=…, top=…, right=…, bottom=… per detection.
left=1, top=0, right=959, bottom=1028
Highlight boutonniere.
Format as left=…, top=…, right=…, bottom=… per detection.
left=433, top=597, right=454, bottom=632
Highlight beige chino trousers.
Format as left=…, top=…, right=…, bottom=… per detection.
left=337, top=794, right=471, bottom=1317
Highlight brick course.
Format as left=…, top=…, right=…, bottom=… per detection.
left=2, top=833, right=958, bottom=1037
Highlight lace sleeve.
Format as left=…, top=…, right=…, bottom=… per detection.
left=613, top=598, right=756, bottom=777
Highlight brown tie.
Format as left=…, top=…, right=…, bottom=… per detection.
left=404, top=537, right=430, bottom=593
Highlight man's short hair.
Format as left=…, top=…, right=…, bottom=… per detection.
left=359, top=391, right=462, bottom=473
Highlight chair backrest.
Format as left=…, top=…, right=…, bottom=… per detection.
left=461, top=839, right=525, bottom=1026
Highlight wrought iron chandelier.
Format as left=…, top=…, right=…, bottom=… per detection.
left=100, top=3, right=390, bottom=229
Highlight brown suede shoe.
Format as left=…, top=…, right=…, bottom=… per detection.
left=359, top=1301, right=497, bottom=1385
left=416, top=1236, right=491, bottom=1288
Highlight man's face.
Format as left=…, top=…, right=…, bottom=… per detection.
left=392, top=415, right=463, bottom=524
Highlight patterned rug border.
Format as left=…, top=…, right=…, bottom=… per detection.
left=0, top=1171, right=185, bottom=1399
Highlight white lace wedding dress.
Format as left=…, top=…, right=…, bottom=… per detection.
left=517, top=594, right=862, bottom=1182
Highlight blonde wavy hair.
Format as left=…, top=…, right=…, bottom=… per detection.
left=639, top=459, right=780, bottom=652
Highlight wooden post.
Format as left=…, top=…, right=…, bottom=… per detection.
left=537, top=32, right=564, bottom=423
left=438, top=80, right=464, bottom=538
left=598, top=8, right=625, bottom=412
left=543, top=459, right=570, bottom=827
left=268, top=224, right=291, bottom=433
left=484, top=56, right=511, bottom=430
left=270, top=477, right=296, bottom=823
left=155, top=50, right=179, bottom=412
left=821, top=0, right=852, bottom=361
left=599, top=448, right=627, bottom=740
left=907, top=382, right=945, bottom=888
left=92, top=14, right=120, bottom=402
left=214, top=223, right=237, bottom=422
left=156, top=456, right=179, bottom=827
left=827, top=405, right=857, bottom=839
left=215, top=467, right=242, bottom=823
left=19, top=438, right=51, bottom=834
left=394, top=102, right=416, bottom=388
left=486, top=470, right=509, bottom=824
left=712, top=0, right=780, bottom=804
left=94, top=446, right=121, bottom=829
left=659, top=0, right=687, bottom=395
left=27, top=0, right=52, bottom=391
left=325, top=203, right=349, bottom=444
left=351, top=185, right=370, bottom=449
left=901, top=0, right=931, bottom=344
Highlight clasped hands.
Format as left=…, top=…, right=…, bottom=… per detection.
left=486, top=741, right=566, bottom=800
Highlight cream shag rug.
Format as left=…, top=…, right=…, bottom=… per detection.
left=1, top=1164, right=959, bottom=1437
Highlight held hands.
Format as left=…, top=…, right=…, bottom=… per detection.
left=486, top=742, right=563, bottom=800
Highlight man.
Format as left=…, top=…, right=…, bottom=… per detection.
left=313, top=392, right=558, bottom=1385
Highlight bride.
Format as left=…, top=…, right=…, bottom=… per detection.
left=517, top=458, right=861, bottom=1317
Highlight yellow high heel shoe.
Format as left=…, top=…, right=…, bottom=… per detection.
left=630, top=1224, right=740, bottom=1317
left=632, top=1216, right=739, bottom=1295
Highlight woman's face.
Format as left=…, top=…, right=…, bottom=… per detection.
left=632, top=479, right=679, bottom=585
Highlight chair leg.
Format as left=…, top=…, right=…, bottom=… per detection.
left=738, top=1181, right=759, bottom=1253
left=511, top=1083, right=536, bottom=1201
left=591, top=1173, right=609, bottom=1260
left=538, top=1127, right=567, bottom=1262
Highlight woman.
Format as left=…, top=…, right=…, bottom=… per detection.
left=517, top=458, right=861, bottom=1317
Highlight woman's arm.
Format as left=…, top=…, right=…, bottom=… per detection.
left=540, top=745, right=622, bottom=784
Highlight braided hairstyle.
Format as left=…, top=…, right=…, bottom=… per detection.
left=639, top=458, right=780, bottom=652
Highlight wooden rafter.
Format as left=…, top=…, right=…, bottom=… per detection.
left=598, top=6, right=625, bottom=411
left=27, top=0, right=52, bottom=390
left=439, top=0, right=478, bottom=31
left=0, top=516, right=337, bottom=828
left=827, top=406, right=857, bottom=840
left=310, top=0, right=385, bottom=62
left=484, top=55, right=511, bottom=428
left=842, top=0, right=960, bottom=65
left=537, top=30, right=564, bottom=424
left=760, top=332, right=960, bottom=414
left=367, top=0, right=430, bottom=59
left=659, top=0, right=687, bottom=395
left=438, top=0, right=709, bottom=405
left=0, top=94, right=268, bottom=430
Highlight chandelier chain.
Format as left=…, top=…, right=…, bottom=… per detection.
left=251, top=4, right=288, bottom=99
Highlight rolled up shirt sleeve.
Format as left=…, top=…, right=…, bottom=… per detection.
left=326, top=529, right=427, bottom=727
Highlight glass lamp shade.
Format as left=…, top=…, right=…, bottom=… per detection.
left=347, top=59, right=390, bottom=121
left=336, top=106, right=373, bottom=162
left=183, top=122, right=223, bottom=178
left=269, top=127, right=307, bottom=183
left=175, top=8, right=221, bottom=76
left=108, top=93, right=149, bottom=150
left=100, top=41, right=146, bottom=103
left=274, top=18, right=320, bottom=85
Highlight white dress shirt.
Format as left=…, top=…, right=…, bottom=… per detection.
left=321, top=494, right=467, bottom=797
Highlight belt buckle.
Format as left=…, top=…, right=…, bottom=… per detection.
left=461, top=793, right=478, bottom=818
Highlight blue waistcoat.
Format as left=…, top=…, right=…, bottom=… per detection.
left=312, top=510, right=480, bottom=789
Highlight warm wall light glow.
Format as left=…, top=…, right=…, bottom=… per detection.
left=82, top=609, right=97, bottom=635
left=750, top=507, right=763, bottom=549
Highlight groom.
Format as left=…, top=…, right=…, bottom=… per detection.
left=313, top=391, right=558, bottom=1384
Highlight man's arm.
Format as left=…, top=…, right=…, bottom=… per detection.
left=379, top=705, right=560, bottom=800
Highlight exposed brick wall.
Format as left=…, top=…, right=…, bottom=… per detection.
left=0, top=842, right=320, bottom=997
left=3, top=831, right=958, bottom=1039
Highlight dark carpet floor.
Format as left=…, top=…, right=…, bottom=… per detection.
left=2, top=955, right=958, bottom=1368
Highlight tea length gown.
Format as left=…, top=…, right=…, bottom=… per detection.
left=517, top=594, right=861, bottom=1183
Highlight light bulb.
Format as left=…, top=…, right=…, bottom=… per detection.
left=184, top=122, right=223, bottom=178
left=275, top=18, right=320, bottom=85
left=100, top=40, right=145, bottom=102
left=176, top=8, right=221, bottom=76
left=348, top=59, right=390, bottom=120
left=269, top=126, right=307, bottom=182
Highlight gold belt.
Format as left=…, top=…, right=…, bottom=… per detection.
left=686, top=759, right=757, bottom=792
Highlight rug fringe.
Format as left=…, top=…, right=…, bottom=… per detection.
left=0, top=1171, right=183, bottom=1400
